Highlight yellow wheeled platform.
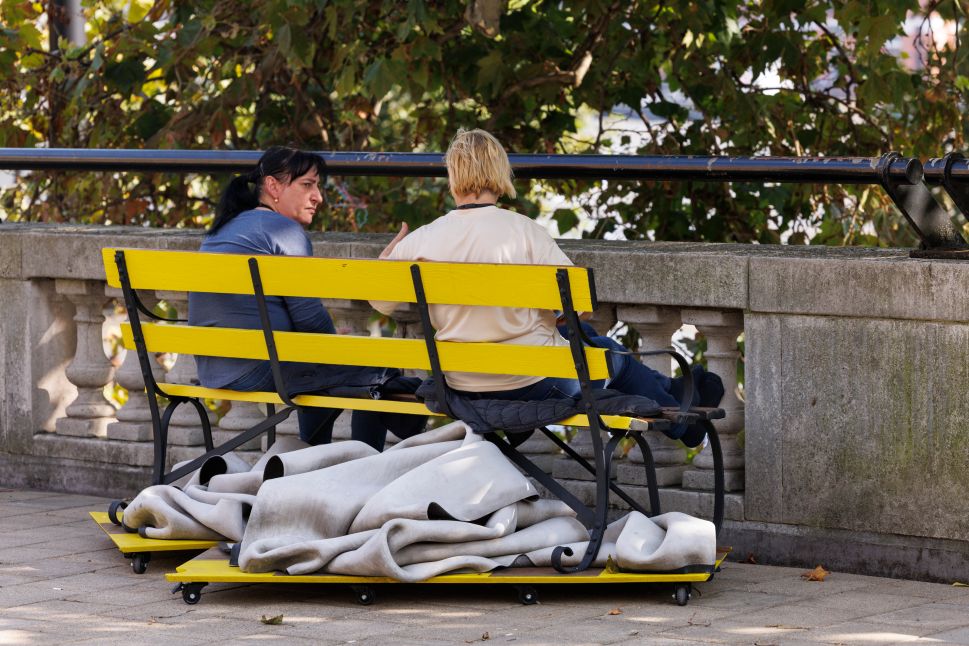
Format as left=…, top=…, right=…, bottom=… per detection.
left=166, top=546, right=731, bottom=606
left=90, top=511, right=218, bottom=574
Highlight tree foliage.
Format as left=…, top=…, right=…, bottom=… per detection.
left=1, top=0, right=967, bottom=245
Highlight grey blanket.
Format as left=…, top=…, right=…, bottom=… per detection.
left=121, top=421, right=716, bottom=581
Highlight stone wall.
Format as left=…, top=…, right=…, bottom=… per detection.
left=0, top=223, right=966, bottom=582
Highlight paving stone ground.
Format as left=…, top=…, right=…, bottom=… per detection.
left=1, top=487, right=967, bottom=645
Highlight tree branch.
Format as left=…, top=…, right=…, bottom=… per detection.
left=502, top=1, right=621, bottom=97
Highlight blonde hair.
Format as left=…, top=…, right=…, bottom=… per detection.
left=445, top=128, right=517, bottom=199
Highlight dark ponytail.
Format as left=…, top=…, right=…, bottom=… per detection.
left=210, top=146, right=325, bottom=234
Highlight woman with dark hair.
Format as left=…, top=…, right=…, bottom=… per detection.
left=188, top=146, right=426, bottom=450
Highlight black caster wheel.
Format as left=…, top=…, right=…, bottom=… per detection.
left=674, top=584, right=692, bottom=606
left=516, top=585, right=538, bottom=605
left=351, top=585, right=375, bottom=605
left=181, top=583, right=207, bottom=605
left=130, top=552, right=151, bottom=574
left=107, top=500, right=127, bottom=526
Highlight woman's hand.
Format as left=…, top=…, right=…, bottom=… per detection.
left=379, top=223, right=409, bottom=259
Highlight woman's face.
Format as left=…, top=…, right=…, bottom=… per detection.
left=266, top=168, right=323, bottom=226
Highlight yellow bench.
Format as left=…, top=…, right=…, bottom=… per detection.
left=97, top=246, right=725, bottom=595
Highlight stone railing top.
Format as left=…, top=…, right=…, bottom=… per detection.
left=3, top=223, right=967, bottom=322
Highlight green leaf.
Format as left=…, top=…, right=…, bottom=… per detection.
left=860, top=15, right=901, bottom=49
left=476, top=49, right=503, bottom=93
left=335, top=66, right=356, bottom=97
left=128, top=0, right=153, bottom=23
left=104, top=59, right=146, bottom=94
left=410, top=62, right=428, bottom=91
left=19, top=22, right=42, bottom=49
left=647, top=100, right=687, bottom=120
left=552, top=208, right=579, bottom=234
left=363, top=58, right=395, bottom=99
left=90, top=46, right=104, bottom=72
left=176, top=18, right=203, bottom=47
left=276, top=24, right=291, bottom=54
left=21, top=52, right=45, bottom=70
left=131, top=101, right=173, bottom=141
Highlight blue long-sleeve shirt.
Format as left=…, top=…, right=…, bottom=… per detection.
left=188, top=209, right=335, bottom=388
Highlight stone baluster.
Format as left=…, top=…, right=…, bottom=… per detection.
left=513, top=430, right=560, bottom=474
left=53, top=279, right=116, bottom=438
left=323, top=298, right=376, bottom=336
left=618, top=305, right=688, bottom=486
left=223, top=401, right=275, bottom=452
left=587, top=304, right=618, bottom=336
left=681, top=309, right=745, bottom=492
left=390, top=303, right=424, bottom=342
left=106, top=289, right=165, bottom=442
left=272, top=409, right=302, bottom=441
left=156, top=291, right=216, bottom=447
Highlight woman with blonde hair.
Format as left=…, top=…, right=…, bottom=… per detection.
left=373, top=129, right=720, bottom=443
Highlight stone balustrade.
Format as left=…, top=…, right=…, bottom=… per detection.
left=1, top=224, right=967, bottom=582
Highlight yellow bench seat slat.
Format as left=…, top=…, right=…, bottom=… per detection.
left=122, top=323, right=612, bottom=380
left=158, top=384, right=653, bottom=430
left=103, top=248, right=595, bottom=311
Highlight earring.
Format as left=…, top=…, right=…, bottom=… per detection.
left=274, top=197, right=279, bottom=204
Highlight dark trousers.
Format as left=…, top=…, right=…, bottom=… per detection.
left=462, top=323, right=679, bottom=406
left=223, top=363, right=425, bottom=451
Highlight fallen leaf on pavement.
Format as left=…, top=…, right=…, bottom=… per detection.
left=260, top=614, right=284, bottom=625
left=953, top=582, right=968, bottom=587
left=607, top=608, right=623, bottom=615
left=800, top=565, right=829, bottom=582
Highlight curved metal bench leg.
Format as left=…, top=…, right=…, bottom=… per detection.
left=540, top=427, right=651, bottom=517
left=632, top=434, right=661, bottom=517
left=185, top=398, right=214, bottom=452
left=703, top=420, right=725, bottom=536
left=552, top=431, right=623, bottom=573
left=153, top=399, right=180, bottom=485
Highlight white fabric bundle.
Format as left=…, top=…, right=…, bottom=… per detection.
left=120, top=420, right=716, bottom=580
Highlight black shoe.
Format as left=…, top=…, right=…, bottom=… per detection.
left=670, top=365, right=725, bottom=408
left=679, top=423, right=707, bottom=448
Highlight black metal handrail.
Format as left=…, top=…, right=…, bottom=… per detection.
left=0, top=148, right=966, bottom=256
left=921, top=154, right=969, bottom=231
left=0, top=148, right=919, bottom=182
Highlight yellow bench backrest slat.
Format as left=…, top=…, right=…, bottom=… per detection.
left=103, top=248, right=595, bottom=311
left=121, top=323, right=611, bottom=381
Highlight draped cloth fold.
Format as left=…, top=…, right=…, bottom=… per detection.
left=120, top=421, right=716, bottom=581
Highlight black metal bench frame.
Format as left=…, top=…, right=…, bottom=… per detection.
left=115, top=248, right=725, bottom=573
left=409, top=264, right=725, bottom=573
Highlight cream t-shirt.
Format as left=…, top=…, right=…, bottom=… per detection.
left=371, top=206, right=573, bottom=392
